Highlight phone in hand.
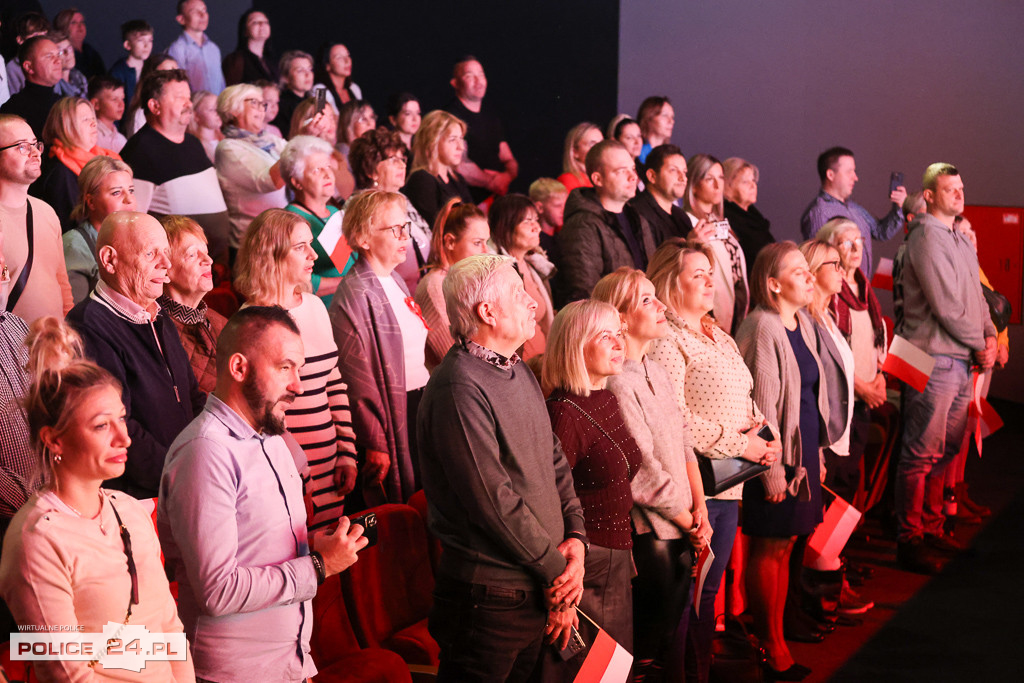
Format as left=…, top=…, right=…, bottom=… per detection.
left=890, top=171, right=904, bottom=193
left=756, top=424, right=775, bottom=442
left=712, top=220, right=731, bottom=241
left=350, top=511, right=378, bottom=549
left=556, top=626, right=586, bottom=660
left=314, top=86, right=327, bottom=115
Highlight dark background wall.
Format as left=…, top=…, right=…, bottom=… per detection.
left=619, top=0, right=1024, bottom=400
left=253, top=0, right=619, bottom=194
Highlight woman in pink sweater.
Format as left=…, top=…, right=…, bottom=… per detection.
left=0, top=317, right=193, bottom=682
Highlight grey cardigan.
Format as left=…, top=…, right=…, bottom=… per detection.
left=606, top=357, right=695, bottom=539
left=328, top=256, right=416, bottom=503
left=815, top=317, right=852, bottom=451
left=734, top=308, right=830, bottom=498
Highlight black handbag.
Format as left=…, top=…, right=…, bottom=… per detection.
left=697, top=456, right=768, bottom=497
left=982, top=282, right=1011, bottom=332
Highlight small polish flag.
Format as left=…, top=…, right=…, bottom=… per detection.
left=871, top=258, right=894, bottom=291
left=969, top=375, right=1004, bottom=455
left=315, top=211, right=352, bottom=272
left=693, top=545, right=715, bottom=618
left=882, top=336, right=935, bottom=392
left=806, top=488, right=862, bottom=571
left=574, top=616, right=633, bottom=683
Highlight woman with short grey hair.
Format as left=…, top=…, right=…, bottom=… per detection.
left=214, top=83, right=287, bottom=253
left=283, top=135, right=345, bottom=304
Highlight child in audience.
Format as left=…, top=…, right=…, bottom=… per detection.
left=528, top=177, right=568, bottom=254
left=108, top=19, right=154, bottom=106
left=52, top=31, right=88, bottom=98
left=88, top=75, right=128, bottom=152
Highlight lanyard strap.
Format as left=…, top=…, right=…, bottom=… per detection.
left=6, top=201, right=33, bottom=312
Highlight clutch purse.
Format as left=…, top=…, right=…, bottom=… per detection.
left=696, top=423, right=772, bottom=497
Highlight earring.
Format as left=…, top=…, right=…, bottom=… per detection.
left=773, top=288, right=781, bottom=293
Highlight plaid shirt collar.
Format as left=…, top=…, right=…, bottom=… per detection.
left=464, top=339, right=521, bottom=370
left=92, top=281, right=161, bottom=324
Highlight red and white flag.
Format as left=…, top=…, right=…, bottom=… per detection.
left=693, top=545, right=715, bottom=618
left=871, top=257, right=894, bottom=291
left=969, top=373, right=1004, bottom=455
left=882, top=336, right=935, bottom=392
left=806, top=488, right=862, bottom=571
left=574, top=621, right=633, bottom=683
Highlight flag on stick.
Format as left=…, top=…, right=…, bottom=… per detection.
left=871, top=257, right=894, bottom=291
left=693, top=545, right=715, bottom=618
left=574, top=609, right=633, bottom=683
left=969, top=373, right=1004, bottom=455
left=806, top=486, right=862, bottom=571
left=882, top=336, right=935, bottom=392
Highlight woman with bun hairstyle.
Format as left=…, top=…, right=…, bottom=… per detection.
left=0, top=318, right=193, bottom=682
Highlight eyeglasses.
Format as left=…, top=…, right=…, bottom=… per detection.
left=56, top=48, right=72, bottom=58
left=819, top=259, right=843, bottom=272
left=37, top=51, right=63, bottom=63
left=378, top=222, right=411, bottom=239
left=839, top=237, right=864, bottom=250
left=244, top=98, right=268, bottom=111
left=0, top=139, right=44, bottom=155
left=384, top=154, right=407, bottom=165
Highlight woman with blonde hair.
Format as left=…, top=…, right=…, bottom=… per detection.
left=235, top=208, right=358, bottom=530
left=536, top=299, right=640, bottom=680
left=645, top=237, right=780, bottom=683
left=414, top=199, right=490, bottom=370
left=62, top=156, right=136, bottom=303
left=215, top=83, right=288, bottom=252
left=34, top=96, right=120, bottom=230
left=593, top=267, right=709, bottom=679
left=557, top=122, right=603, bottom=193
left=733, top=241, right=832, bottom=680
left=0, top=317, right=193, bottom=682
left=328, top=191, right=429, bottom=507
left=723, top=157, right=775, bottom=272
left=402, top=110, right=473, bottom=226
left=684, top=153, right=749, bottom=336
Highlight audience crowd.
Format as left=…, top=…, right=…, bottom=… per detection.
left=0, top=3, right=1007, bottom=683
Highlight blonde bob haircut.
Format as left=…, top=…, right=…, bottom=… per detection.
left=749, top=240, right=800, bottom=313
left=799, top=239, right=839, bottom=324
left=70, top=156, right=133, bottom=224
left=646, top=237, right=715, bottom=315
left=542, top=299, right=621, bottom=397
left=217, top=83, right=262, bottom=128
left=592, top=267, right=649, bottom=317
left=410, top=110, right=465, bottom=174
left=342, top=189, right=406, bottom=256
left=234, top=208, right=311, bottom=303
left=42, top=97, right=94, bottom=149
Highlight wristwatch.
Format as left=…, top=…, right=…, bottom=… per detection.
left=565, top=531, right=590, bottom=558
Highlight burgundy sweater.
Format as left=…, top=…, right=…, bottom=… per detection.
left=548, top=388, right=642, bottom=549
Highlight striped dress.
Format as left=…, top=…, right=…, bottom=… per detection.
left=285, top=293, right=358, bottom=530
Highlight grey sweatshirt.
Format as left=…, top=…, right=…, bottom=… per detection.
left=894, top=213, right=996, bottom=360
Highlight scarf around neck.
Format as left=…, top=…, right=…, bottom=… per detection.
left=49, top=140, right=120, bottom=175
left=830, top=267, right=885, bottom=348
left=222, top=124, right=280, bottom=154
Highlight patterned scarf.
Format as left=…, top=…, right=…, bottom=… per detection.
left=222, top=124, right=281, bottom=155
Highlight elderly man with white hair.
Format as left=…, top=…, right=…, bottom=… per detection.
left=416, top=253, right=587, bottom=682
left=66, top=210, right=204, bottom=498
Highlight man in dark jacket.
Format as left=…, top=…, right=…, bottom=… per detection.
left=628, top=143, right=693, bottom=245
left=66, top=211, right=204, bottom=498
left=553, top=139, right=656, bottom=306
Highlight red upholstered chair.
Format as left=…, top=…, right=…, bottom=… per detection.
left=405, top=489, right=442, bottom=576
left=311, top=572, right=412, bottom=683
left=340, top=504, right=440, bottom=669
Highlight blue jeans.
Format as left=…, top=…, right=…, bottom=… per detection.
left=430, top=575, right=546, bottom=682
left=685, top=500, right=739, bottom=683
left=896, top=355, right=972, bottom=542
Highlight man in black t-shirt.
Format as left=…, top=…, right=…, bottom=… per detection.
left=444, top=56, right=518, bottom=203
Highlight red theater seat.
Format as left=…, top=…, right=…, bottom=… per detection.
left=340, top=504, right=439, bottom=669
left=311, top=572, right=412, bottom=683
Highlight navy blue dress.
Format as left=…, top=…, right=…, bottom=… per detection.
left=742, top=323, right=824, bottom=537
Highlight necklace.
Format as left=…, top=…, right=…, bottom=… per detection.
left=641, top=357, right=656, bottom=395
left=60, top=490, right=107, bottom=534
